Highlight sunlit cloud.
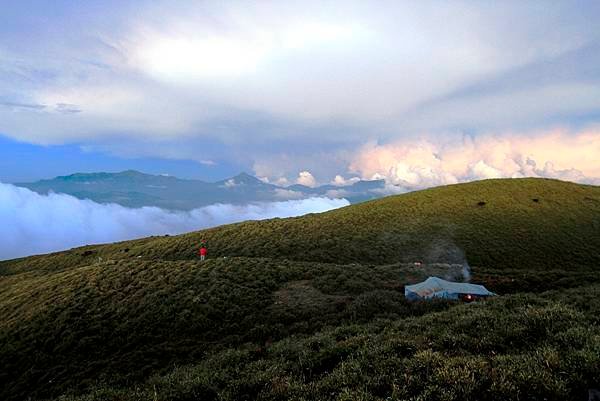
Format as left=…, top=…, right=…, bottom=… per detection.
left=349, top=129, right=600, bottom=189
left=296, top=171, right=317, bottom=187
left=131, top=19, right=362, bottom=82
left=135, top=36, right=271, bottom=80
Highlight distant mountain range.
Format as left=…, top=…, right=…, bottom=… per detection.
left=15, top=170, right=386, bottom=210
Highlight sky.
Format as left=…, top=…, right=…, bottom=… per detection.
left=1, top=0, right=600, bottom=188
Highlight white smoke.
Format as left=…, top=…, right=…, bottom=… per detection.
left=0, top=183, right=349, bottom=260
left=462, top=262, right=471, bottom=282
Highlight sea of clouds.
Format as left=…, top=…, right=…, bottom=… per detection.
left=0, top=183, right=349, bottom=260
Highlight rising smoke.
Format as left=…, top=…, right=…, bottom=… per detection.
left=0, top=183, right=349, bottom=260
left=422, top=239, right=472, bottom=282
left=461, top=262, right=471, bottom=282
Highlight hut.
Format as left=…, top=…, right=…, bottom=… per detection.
left=405, top=276, right=495, bottom=301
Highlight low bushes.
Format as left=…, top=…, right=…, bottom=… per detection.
left=57, top=290, right=600, bottom=401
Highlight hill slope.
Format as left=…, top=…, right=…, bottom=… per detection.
left=1, top=178, right=599, bottom=401
left=168, top=177, right=600, bottom=270
left=5, top=177, right=598, bottom=275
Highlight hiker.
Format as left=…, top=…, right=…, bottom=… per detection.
left=199, top=242, right=207, bottom=261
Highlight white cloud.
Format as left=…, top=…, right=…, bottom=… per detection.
left=115, top=2, right=596, bottom=131
left=469, top=160, right=503, bottom=179
left=349, top=129, right=600, bottom=189
left=331, top=175, right=360, bottom=186
left=296, top=171, right=317, bottom=187
left=325, top=189, right=351, bottom=198
left=274, top=177, right=290, bottom=186
left=222, top=179, right=237, bottom=188
left=369, top=184, right=408, bottom=197
left=258, top=176, right=290, bottom=186
left=273, top=188, right=306, bottom=200
left=252, top=149, right=351, bottom=188
left=1, top=1, right=598, bottom=149
left=0, top=183, right=349, bottom=260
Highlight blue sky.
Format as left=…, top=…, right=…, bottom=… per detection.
left=0, top=134, right=244, bottom=182
left=1, top=0, right=600, bottom=188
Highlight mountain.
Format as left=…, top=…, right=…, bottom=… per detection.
left=1, top=178, right=599, bottom=401
left=15, top=170, right=386, bottom=209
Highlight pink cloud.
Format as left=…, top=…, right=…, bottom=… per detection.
left=349, top=128, right=600, bottom=189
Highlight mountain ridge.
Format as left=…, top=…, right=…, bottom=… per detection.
left=14, top=170, right=385, bottom=209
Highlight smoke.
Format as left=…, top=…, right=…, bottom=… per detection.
left=462, top=262, right=471, bottom=282
left=0, top=183, right=349, bottom=260
left=422, top=239, right=471, bottom=282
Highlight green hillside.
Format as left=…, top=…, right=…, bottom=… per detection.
left=1, top=178, right=599, bottom=400
left=170, top=177, right=600, bottom=269
left=5, top=177, right=598, bottom=275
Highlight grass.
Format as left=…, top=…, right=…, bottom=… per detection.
left=0, top=178, right=599, bottom=400
left=57, top=287, right=600, bottom=401
left=0, top=258, right=456, bottom=399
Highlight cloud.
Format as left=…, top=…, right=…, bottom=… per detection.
left=120, top=1, right=595, bottom=125
left=331, top=175, right=360, bottom=186
left=349, top=129, right=600, bottom=189
left=368, top=183, right=409, bottom=197
left=296, top=171, right=317, bottom=187
left=55, top=103, right=82, bottom=114
left=273, top=188, right=305, bottom=200
left=0, top=100, right=46, bottom=111
left=325, top=189, right=351, bottom=198
left=1, top=1, right=599, bottom=150
left=397, top=81, right=600, bottom=134
left=0, top=183, right=349, bottom=260
left=252, top=145, right=353, bottom=187
left=272, top=177, right=290, bottom=186
left=0, top=2, right=599, bottom=185
left=221, top=179, right=237, bottom=188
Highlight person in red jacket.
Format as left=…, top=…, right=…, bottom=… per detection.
left=199, top=241, right=207, bottom=261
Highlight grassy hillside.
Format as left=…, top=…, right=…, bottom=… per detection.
left=174, top=178, right=600, bottom=269
left=1, top=178, right=599, bottom=400
left=4, top=177, right=598, bottom=275
left=60, top=286, right=600, bottom=401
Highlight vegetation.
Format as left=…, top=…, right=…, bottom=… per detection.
left=58, top=287, right=600, bottom=401
left=0, top=178, right=599, bottom=400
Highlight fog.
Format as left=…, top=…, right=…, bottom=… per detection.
left=0, top=183, right=349, bottom=260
